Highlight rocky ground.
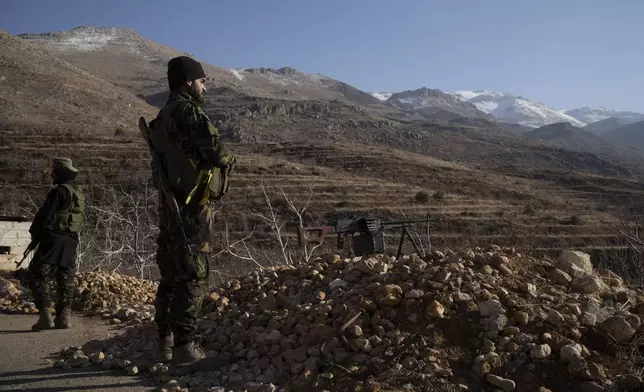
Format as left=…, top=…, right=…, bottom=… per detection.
left=2, top=247, right=644, bottom=392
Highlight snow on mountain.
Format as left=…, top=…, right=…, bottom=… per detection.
left=450, top=90, right=586, bottom=128
left=19, top=26, right=136, bottom=53
left=564, top=106, right=644, bottom=125
left=370, top=92, right=393, bottom=101
left=234, top=67, right=329, bottom=87
left=384, top=88, right=492, bottom=120
left=228, top=69, right=246, bottom=81
left=230, top=67, right=380, bottom=105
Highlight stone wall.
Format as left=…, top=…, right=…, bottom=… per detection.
left=0, top=220, right=32, bottom=270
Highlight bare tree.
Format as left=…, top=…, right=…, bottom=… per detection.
left=610, top=217, right=644, bottom=285
left=79, top=178, right=159, bottom=279
left=249, top=182, right=291, bottom=265
left=615, top=218, right=644, bottom=256
left=216, top=181, right=324, bottom=270
left=280, top=186, right=323, bottom=264
left=217, top=222, right=265, bottom=270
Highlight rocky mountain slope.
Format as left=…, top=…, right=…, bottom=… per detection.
left=18, top=26, right=381, bottom=107
left=19, top=26, right=641, bottom=174
left=0, top=28, right=157, bottom=134
left=377, top=88, right=494, bottom=122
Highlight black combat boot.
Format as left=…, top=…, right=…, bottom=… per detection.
left=54, top=307, right=71, bottom=329
left=170, top=341, right=205, bottom=367
left=156, top=334, right=174, bottom=363
left=31, top=307, right=55, bottom=331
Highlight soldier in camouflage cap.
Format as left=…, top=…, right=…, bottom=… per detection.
left=147, top=56, right=236, bottom=367
left=28, top=157, right=85, bottom=331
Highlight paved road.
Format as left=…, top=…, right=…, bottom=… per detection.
left=0, top=314, right=156, bottom=392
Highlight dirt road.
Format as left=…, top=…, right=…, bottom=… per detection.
left=0, top=314, right=155, bottom=392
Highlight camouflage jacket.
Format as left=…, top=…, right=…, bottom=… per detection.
left=149, top=89, right=236, bottom=204
left=155, top=90, right=235, bottom=169
left=29, top=183, right=79, bottom=240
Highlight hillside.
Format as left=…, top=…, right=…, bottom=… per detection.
left=526, top=122, right=623, bottom=155
left=583, top=117, right=631, bottom=135
left=0, top=28, right=157, bottom=134
left=604, top=120, right=644, bottom=151
left=18, top=26, right=381, bottom=107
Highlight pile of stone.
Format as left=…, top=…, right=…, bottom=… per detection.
left=0, top=274, right=37, bottom=313
left=53, top=247, right=644, bottom=392
left=0, top=270, right=158, bottom=318
left=71, top=270, right=157, bottom=313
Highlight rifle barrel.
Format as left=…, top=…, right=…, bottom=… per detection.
left=381, top=219, right=436, bottom=226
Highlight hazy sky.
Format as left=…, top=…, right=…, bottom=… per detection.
left=3, top=0, right=644, bottom=112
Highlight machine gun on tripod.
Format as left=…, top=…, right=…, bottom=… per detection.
left=297, top=214, right=438, bottom=259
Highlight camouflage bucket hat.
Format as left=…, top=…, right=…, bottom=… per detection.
left=52, top=157, right=78, bottom=173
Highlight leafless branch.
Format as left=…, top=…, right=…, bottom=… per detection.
left=220, top=222, right=265, bottom=270
left=249, top=181, right=290, bottom=265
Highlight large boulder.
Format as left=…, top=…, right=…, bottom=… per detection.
left=572, top=276, right=603, bottom=295
left=556, top=250, right=593, bottom=277
left=599, top=316, right=636, bottom=343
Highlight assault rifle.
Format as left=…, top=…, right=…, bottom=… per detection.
left=138, top=117, right=193, bottom=256
left=15, top=239, right=38, bottom=269
left=297, top=214, right=437, bottom=259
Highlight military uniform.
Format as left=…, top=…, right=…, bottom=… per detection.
left=147, top=56, right=235, bottom=365
left=28, top=157, right=85, bottom=331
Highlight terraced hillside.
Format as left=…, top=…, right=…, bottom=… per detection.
left=3, top=124, right=641, bottom=262
left=234, top=143, right=644, bottom=246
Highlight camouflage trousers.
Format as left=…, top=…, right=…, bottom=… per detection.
left=154, top=202, right=213, bottom=346
left=28, top=259, right=75, bottom=314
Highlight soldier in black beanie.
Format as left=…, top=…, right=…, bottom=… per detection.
left=167, top=55, right=208, bottom=106
left=167, top=56, right=206, bottom=91
left=145, top=56, right=236, bottom=367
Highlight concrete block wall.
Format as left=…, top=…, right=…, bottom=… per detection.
left=0, top=220, right=33, bottom=270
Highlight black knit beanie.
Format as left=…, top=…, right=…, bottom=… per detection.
left=167, top=56, right=206, bottom=91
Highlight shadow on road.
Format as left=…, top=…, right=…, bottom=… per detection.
left=0, top=330, right=35, bottom=334
left=0, top=382, right=151, bottom=392
left=0, top=365, right=155, bottom=392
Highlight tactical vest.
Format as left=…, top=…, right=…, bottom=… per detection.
left=149, top=98, right=231, bottom=207
left=55, top=184, right=86, bottom=233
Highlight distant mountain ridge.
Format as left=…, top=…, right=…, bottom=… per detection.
left=16, top=25, right=644, bottom=137
left=383, top=87, right=493, bottom=121
left=564, top=106, right=644, bottom=125
left=450, top=90, right=585, bottom=128
left=372, top=89, right=644, bottom=130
